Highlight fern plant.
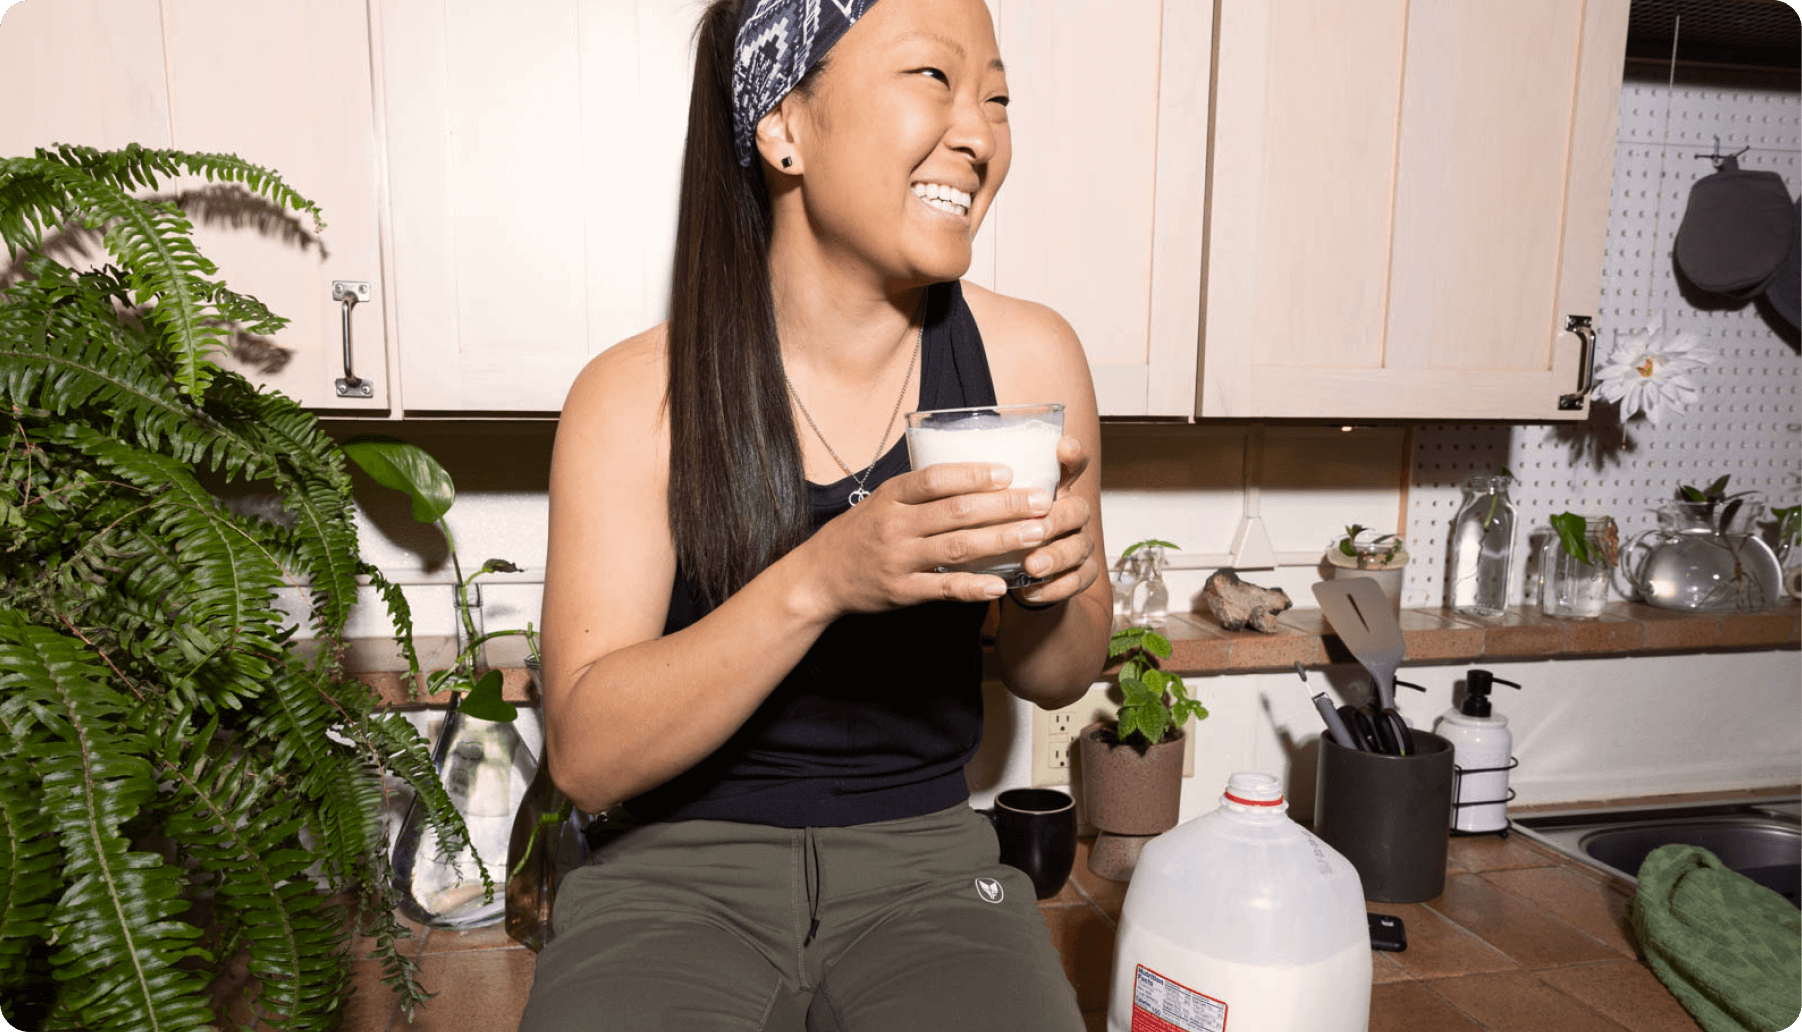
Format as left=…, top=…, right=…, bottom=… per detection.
left=0, top=144, right=476, bottom=1031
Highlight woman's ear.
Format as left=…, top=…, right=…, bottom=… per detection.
left=754, top=95, right=807, bottom=174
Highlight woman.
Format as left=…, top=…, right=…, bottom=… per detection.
left=522, top=0, right=1109, bottom=1027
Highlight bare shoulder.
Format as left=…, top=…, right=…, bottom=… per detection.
left=562, top=322, right=669, bottom=429
left=958, top=280, right=1091, bottom=408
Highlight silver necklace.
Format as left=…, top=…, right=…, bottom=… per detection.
left=784, top=309, right=924, bottom=507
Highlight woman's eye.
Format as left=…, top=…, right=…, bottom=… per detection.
left=915, top=67, right=949, bottom=85
left=987, top=95, right=1010, bottom=108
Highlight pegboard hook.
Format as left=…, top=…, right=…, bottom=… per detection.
left=1698, top=136, right=1750, bottom=168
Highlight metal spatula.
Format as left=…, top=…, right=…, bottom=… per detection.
left=1311, top=579, right=1405, bottom=710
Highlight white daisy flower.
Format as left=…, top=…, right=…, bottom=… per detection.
left=1591, top=317, right=1714, bottom=425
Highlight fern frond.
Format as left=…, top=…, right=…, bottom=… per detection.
left=0, top=739, right=61, bottom=994
left=236, top=398, right=359, bottom=636
left=151, top=715, right=347, bottom=1032
left=360, top=563, right=422, bottom=693
left=0, top=613, right=215, bottom=1032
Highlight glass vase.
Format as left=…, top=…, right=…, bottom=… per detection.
left=1448, top=474, right=1516, bottom=617
left=504, top=658, right=595, bottom=952
left=1538, top=515, right=1616, bottom=620
left=1130, top=545, right=1169, bottom=628
left=391, top=585, right=537, bottom=928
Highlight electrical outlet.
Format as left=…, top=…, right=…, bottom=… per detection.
left=1031, top=685, right=1197, bottom=786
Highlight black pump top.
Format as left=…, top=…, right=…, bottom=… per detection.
left=1460, top=669, right=1522, bottom=717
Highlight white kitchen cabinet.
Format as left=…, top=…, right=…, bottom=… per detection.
left=0, top=0, right=393, bottom=412
left=982, top=0, right=1210, bottom=417
left=1198, top=0, right=1630, bottom=420
left=375, top=0, right=695, bottom=413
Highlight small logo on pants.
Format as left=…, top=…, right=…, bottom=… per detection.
left=974, top=877, right=1005, bottom=903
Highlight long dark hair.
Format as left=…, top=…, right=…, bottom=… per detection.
left=667, top=0, right=823, bottom=607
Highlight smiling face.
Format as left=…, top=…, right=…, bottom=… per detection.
left=760, top=0, right=1012, bottom=284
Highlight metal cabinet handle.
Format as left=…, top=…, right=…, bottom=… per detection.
left=333, top=280, right=374, bottom=398
left=1557, top=314, right=1595, bottom=411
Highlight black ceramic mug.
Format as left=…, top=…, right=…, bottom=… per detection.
left=982, top=788, right=1078, bottom=900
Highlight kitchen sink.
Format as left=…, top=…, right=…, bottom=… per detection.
left=1512, top=798, right=1801, bottom=908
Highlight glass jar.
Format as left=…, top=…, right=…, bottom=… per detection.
left=1130, top=544, right=1170, bottom=628
left=1538, top=515, right=1617, bottom=620
left=1448, top=474, right=1516, bottom=617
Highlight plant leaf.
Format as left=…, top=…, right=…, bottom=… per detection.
left=1705, top=474, right=1730, bottom=499
left=1136, top=703, right=1172, bottom=745
left=457, top=669, right=517, bottom=723
left=342, top=435, right=456, bottom=525
left=1140, top=632, right=1173, bottom=660
left=1680, top=486, right=1705, bottom=502
left=1121, top=538, right=1178, bottom=558
left=1550, top=512, right=1593, bottom=565
left=1718, top=497, right=1743, bottom=536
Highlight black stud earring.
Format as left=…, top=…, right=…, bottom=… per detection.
left=781, top=156, right=793, bottom=169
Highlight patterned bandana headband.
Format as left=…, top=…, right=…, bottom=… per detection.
left=732, top=0, right=882, bottom=167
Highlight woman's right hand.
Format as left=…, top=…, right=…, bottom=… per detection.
left=797, top=461, right=1053, bottom=617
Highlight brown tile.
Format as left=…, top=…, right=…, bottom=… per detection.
left=1070, top=838, right=1127, bottom=918
left=1465, top=607, right=1569, bottom=658
left=1717, top=606, right=1801, bottom=647
left=1565, top=609, right=1644, bottom=653
left=1426, top=969, right=1631, bottom=1032
left=1397, top=609, right=1486, bottom=662
left=416, top=921, right=532, bottom=954
left=341, top=951, right=403, bottom=1032
left=1371, top=951, right=1412, bottom=985
left=1630, top=607, right=1723, bottom=651
left=1369, top=981, right=1487, bottom=1032
left=1112, top=615, right=1235, bottom=676
left=1539, top=960, right=1705, bottom=1031
left=1427, top=874, right=1622, bottom=969
left=1446, top=833, right=1560, bottom=873
left=397, top=947, right=537, bottom=1030
left=1379, top=902, right=1519, bottom=980
left=1041, top=901, right=1117, bottom=1013
left=1037, top=872, right=1086, bottom=907
left=1482, top=866, right=1639, bottom=959
left=1219, top=621, right=1329, bottom=670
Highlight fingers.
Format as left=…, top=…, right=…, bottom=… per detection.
left=888, top=461, right=1013, bottom=504
left=1056, top=435, right=1089, bottom=489
left=1017, top=494, right=1095, bottom=580
left=914, top=482, right=1052, bottom=535
left=924, top=571, right=1009, bottom=603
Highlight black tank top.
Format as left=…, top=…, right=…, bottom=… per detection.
left=626, top=281, right=995, bottom=828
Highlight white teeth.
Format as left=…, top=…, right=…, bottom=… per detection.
left=911, top=182, right=973, bottom=211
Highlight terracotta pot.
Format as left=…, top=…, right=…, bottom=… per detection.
left=1077, top=721, right=1184, bottom=836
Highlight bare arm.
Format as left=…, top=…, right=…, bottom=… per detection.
left=540, top=330, right=1053, bottom=813
left=968, top=287, right=1112, bottom=709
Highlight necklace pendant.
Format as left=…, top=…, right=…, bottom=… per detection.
left=848, top=488, right=871, bottom=506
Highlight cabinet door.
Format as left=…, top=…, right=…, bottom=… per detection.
left=160, top=0, right=392, bottom=411
left=0, top=0, right=390, bottom=412
left=988, top=0, right=1209, bottom=417
left=378, top=0, right=693, bottom=413
left=1200, top=0, right=1628, bottom=420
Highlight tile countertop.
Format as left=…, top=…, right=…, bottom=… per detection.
left=337, top=790, right=1799, bottom=1032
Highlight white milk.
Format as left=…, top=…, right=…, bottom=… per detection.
left=905, top=418, right=1063, bottom=579
left=1108, top=923, right=1371, bottom=1032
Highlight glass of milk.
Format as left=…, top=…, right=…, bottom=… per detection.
left=904, top=403, right=1064, bottom=586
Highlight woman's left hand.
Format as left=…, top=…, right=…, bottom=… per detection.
left=1009, top=435, right=1098, bottom=607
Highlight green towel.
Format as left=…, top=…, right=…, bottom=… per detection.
left=1630, top=843, right=1801, bottom=1032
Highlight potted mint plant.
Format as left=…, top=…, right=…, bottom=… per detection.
left=1079, top=568, right=1208, bottom=881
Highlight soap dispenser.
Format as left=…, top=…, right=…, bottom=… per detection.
left=1435, top=669, right=1521, bottom=833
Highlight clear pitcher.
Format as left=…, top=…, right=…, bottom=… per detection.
left=1620, top=493, right=1783, bottom=612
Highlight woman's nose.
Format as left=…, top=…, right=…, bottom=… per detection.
left=944, top=94, right=1000, bottom=166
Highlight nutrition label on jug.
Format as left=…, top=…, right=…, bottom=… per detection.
left=1131, top=965, right=1226, bottom=1032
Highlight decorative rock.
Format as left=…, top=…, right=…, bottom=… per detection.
left=1202, top=569, right=1293, bottom=633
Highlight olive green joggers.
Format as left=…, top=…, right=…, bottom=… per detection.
left=517, top=803, right=1084, bottom=1031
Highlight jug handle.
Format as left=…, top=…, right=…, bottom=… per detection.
left=1614, top=529, right=1657, bottom=600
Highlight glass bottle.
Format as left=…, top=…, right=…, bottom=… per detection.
left=1134, top=544, right=1170, bottom=628
left=391, top=585, right=537, bottom=928
left=1538, top=514, right=1617, bottom=620
left=1448, top=474, right=1516, bottom=617
left=504, top=658, right=595, bottom=952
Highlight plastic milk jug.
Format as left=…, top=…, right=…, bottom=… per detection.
left=1108, top=772, right=1371, bottom=1032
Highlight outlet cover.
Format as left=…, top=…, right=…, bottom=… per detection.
left=1030, top=685, right=1196, bottom=786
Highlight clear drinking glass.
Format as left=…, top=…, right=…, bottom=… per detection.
left=1538, top=515, right=1616, bottom=620
left=1448, top=473, right=1516, bottom=617
left=905, top=403, right=1064, bottom=586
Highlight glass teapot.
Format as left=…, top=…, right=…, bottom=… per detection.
left=1619, top=493, right=1784, bottom=612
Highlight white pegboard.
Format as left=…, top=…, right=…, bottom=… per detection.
left=1406, top=78, right=1802, bottom=609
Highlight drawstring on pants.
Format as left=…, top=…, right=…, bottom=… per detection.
left=802, top=826, right=823, bottom=947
